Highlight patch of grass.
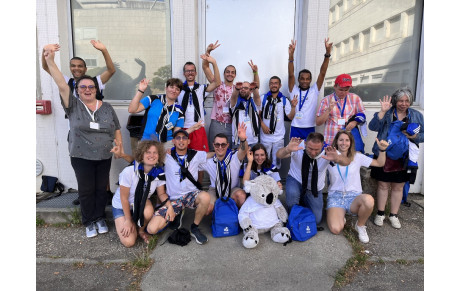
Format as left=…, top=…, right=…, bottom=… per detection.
left=36, top=216, right=46, bottom=227
left=417, top=258, right=424, bottom=264
left=69, top=207, right=82, bottom=226
left=131, top=249, right=152, bottom=269
left=333, top=222, right=370, bottom=288
left=396, top=259, right=408, bottom=265
left=147, top=234, right=159, bottom=251
left=52, top=222, right=71, bottom=228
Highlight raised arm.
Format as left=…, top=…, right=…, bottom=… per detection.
left=236, top=122, right=249, bottom=161
left=91, top=40, right=116, bottom=84
left=242, top=150, right=254, bottom=184
left=321, top=146, right=351, bottom=166
left=202, top=54, right=221, bottom=92
left=288, top=40, right=296, bottom=92
left=230, top=82, right=242, bottom=107
left=286, top=94, right=299, bottom=120
left=370, top=138, right=389, bottom=167
left=316, top=38, right=333, bottom=90
left=202, top=40, right=221, bottom=84
left=316, top=97, right=336, bottom=126
left=128, top=79, right=148, bottom=113
left=43, top=48, right=70, bottom=107
left=41, top=44, right=60, bottom=75
left=277, top=137, right=303, bottom=159
left=248, top=60, right=261, bottom=106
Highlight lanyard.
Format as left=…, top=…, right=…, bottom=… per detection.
left=223, top=85, right=232, bottom=104
left=298, top=88, right=310, bottom=111
left=336, top=164, right=349, bottom=191
left=334, top=93, right=347, bottom=118
left=244, top=100, right=249, bottom=117
left=218, top=159, right=227, bottom=179
left=165, top=103, right=176, bottom=123
left=79, top=99, right=99, bottom=122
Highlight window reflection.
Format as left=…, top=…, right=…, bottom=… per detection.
left=325, top=0, right=423, bottom=102
left=70, top=0, right=172, bottom=100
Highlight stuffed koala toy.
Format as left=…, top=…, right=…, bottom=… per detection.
left=238, top=175, right=291, bottom=248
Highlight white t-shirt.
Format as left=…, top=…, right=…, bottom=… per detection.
left=64, top=74, right=105, bottom=97
left=231, top=100, right=261, bottom=145
left=200, top=152, right=242, bottom=189
left=289, top=83, right=319, bottom=128
left=239, top=196, right=283, bottom=229
left=287, top=149, right=330, bottom=191
left=178, top=84, right=208, bottom=128
left=327, top=152, right=372, bottom=193
left=112, top=165, right=166, bottom=210
left=260, top=95, right=292, bottom=143
left=164, top=150, right=207, bottom=200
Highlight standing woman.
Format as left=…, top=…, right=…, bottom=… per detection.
left=242, top=143, right=283, bottom=190
left=43, top=48, right=122, bottom=238
left=368, top=88, right=424, bottom=229
left=326, top=130, right=388, bottom=243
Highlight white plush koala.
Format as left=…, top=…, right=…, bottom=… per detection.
left=238, top=175, right=291, bottom=248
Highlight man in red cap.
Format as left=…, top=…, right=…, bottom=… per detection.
left=316, top=74, right=365, bottom=145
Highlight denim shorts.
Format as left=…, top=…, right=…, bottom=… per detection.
left=112, top=206, right=133, bottom=220
left=326, top=190, right=361, bottom=213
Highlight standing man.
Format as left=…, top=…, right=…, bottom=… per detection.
left=316, top=74, right=366, bottom=146
left=276, top=133, right=350, bottom=226
left=42, top=40, right=116, bottom=99
left=230, top=63, right=261, bottom=148
left=200, top=123, right=249, bottom=213
left=288, top=38, right=333, bottom=140
left=259, top=76, right=297, bottom=169
left=204, top=41, right=261, bottom=151
left=178, top=46, right=221, bottom=153
left=146, top=129, right=211, bottom=245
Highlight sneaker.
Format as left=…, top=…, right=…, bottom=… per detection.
left=168, top=210, right=184, bottom=230
left=374, top=214, right=385, bottom=226
left=389, top=216, right=401, bottom=229
left=95, top=218, right=109, bottom=234
left=86, top=222, right=98, bottom=238
left=190, top=226, right=208, bottom=245
left=354, top=222, right=369, bottom=243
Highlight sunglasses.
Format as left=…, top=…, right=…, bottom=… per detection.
left=213, top=143, right=228, bottom=148
left=174, top=136, right=189, bottom=141
left=78, top=85, right=96, bottom=91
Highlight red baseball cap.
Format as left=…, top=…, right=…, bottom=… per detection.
left=335, top=74, right=352, bottom=87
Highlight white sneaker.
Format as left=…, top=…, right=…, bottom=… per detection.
left=374, top=214, right=385, bottom=226
left=389, top=216, right=401, bottom=229
left=95, top=218, right=109, bottom=234
left=86, top=222, right=98, bottom=238
left=354, top=222, right=369, bottom=243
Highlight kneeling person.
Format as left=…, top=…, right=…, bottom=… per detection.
left=147, top=129, right=211, bottom=245
left=200, top=122, right=249, bottom=212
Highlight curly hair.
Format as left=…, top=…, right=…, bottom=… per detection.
left=134, top=140, right=165, bottom=166
left=250, top=143, right=272, bottom=172
left=331, top=130, right=356, bottom=160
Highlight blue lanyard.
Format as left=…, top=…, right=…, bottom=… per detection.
left=218, top=159, right=227, bottom=178
left=298, top=88, right=310, bottom=111
left=334, top=93, right=347, bottom=118
left=336, top=164, right=349, bottom=190
left=189, top=92, right=193, bottom=105
left=244, top=100, right=249, bottom=117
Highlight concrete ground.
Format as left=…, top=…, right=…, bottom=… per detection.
left=36, top=192, right=424, bottom=290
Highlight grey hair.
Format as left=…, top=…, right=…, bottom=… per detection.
left=391, top=87, right=414, bottom=107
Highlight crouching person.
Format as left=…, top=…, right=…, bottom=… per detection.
left=112, top=140, right=171, bottom=247
left=146, top=129, right=211, bottom=245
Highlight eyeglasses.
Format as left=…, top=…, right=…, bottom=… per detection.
left=174, top=136, right=189, bottom=141
left=213, top=143, right=228, bottom=148
left=241, top=87, right=250, bottom=90
left=184, top=70, right=196, bottom=74
left=78, top=85, right=96, bottom=91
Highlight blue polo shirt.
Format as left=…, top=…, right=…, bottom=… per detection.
left=140, top=96, right=184, bottom=141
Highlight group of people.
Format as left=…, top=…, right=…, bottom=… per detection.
left=41, top=37, right=424, bottom=246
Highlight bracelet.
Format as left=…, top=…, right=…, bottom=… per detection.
left=379, top=149, right=386, bottom=152
left=253, top=71, right=258, bottom=74
left=138, top=89, right=144, bottom=94
left=324, top=53, right=331, bottom=58
left=240, top=139, right=246, bottom=143
left=289, top=59, right=294, bottom=62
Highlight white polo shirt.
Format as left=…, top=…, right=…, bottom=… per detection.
left=289, top=83, right=319, bottom=128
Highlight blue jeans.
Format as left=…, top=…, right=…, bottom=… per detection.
left=285, top=175, right=323, bottom=224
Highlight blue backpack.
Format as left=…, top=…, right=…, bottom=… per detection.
left=286, top=205, right=317, bottom=241
left=386, top=120, right=409, bottom=160
left=211, top=197, right=240, bottom=238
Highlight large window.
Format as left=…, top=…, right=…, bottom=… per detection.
left=324, top=0, right=423, bottom=102
left=70, top=0, right=172, bottom=100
